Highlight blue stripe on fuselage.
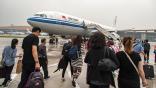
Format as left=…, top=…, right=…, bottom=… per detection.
left=27, top=17, right=84, bottom=28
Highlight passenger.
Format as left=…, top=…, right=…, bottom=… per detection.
left=55, top=37, right=58, bottom=45
left=18, top=27, right=41, bottom=88
left=143, top=39, right=150, bottom=63
left=0, top=39, right=19, bottom=87
left=133, top=39, right=146, bottom=61
left=116, top=37, right=147, bottom=88
left=70, top=35, right=83, bottom=87
left=61, top=40, right=73, bottom=81
left=39, top=38, right=50, bottom=79
left=84, top=32, right=119, bottom=88
left=49, top=37, right=55, bottom=45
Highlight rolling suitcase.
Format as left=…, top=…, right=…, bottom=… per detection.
left=143, top=65, right=155, bottom=79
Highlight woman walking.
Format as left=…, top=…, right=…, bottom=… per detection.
left=0, top=39, right=19, bottom=87
left=84, top=32, right=119, bottom=88
left=116, top=37, right=147, bottom=88
left=69, top=35, right=83, bottom=87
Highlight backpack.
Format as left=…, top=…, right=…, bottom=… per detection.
left=68, top=45, right=79, bottom=60
left=25, top=72, right=44, bottom=88
left=98, top=47, right=118, bottom=71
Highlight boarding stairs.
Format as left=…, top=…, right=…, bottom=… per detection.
left=85, top=23, right=118, bottom=40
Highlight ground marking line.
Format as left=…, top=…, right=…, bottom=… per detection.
left=48, top=63, right=58, bottom=67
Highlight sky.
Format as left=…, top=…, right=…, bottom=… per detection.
left=0, top=0, right=156, bottom=29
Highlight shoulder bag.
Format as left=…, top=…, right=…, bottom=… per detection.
left=98, top=47, right=118, bottom=71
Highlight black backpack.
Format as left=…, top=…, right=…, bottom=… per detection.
left=25, top=72, right=44, bottom=88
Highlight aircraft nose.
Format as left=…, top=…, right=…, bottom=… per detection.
left=27, top=17, right=33, bottom=22
left=27, top=17, right=34, bottom=26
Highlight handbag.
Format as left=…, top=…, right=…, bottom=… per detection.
left=0, top=57, right=5, bottom=68
left=16, top=59, right=22, bottom=74
left=98, top=47, right=118, bottom=71
left=0, top=58, right=5, bottom=78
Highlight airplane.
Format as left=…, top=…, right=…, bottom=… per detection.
left=27, top=11, right=119, bottom=40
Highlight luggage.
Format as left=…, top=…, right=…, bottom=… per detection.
left=0, top=58, right=5, bottom=68
left=25, top=71, right=44, bottom=88
left=143, top=65, right=155, bottom=79
left=16, top=59, right=22, bottom=74
left=0, top=58, right=5, bottom=78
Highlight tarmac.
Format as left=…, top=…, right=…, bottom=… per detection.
left=0, top=37, right=156, bottom=88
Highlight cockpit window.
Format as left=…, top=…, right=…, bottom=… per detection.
left=34, top=14, right=47, bottom=18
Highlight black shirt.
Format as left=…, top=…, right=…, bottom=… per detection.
left=22, top=34, right=39, bottom=64
left=116, top=51, right=141, bottom=80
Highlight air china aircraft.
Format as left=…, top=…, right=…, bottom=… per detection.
left=27, top=11, right=119, bottom=40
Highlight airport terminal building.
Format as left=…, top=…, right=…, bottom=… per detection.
left=117, top=31, right=156, bottom=42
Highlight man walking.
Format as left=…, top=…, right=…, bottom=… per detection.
left=39, top=38, right=50, bottom=79
left=143, top=39, right=150, bottom=63
left=18, top=27, right=41, bottom=88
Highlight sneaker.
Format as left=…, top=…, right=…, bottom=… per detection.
left=72, top=80, right=76, bottom=87
left=44, top=76, right=50, bottom=79
left=62, top=78, right=65, bottom=82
